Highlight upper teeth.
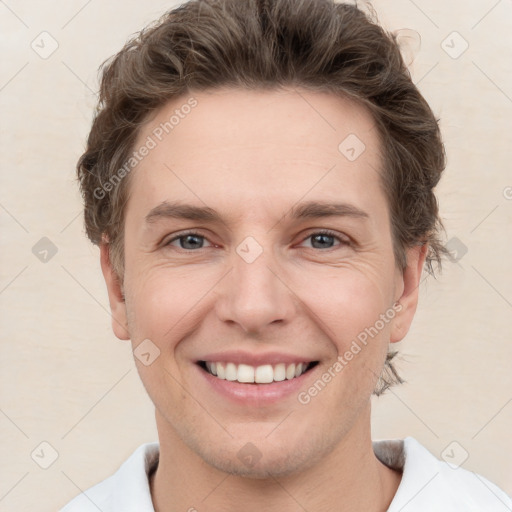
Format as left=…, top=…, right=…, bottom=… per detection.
left=204, top=361, right=309, bottom=383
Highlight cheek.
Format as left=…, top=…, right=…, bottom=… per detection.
left=294, top=266, right=396, bottom=400
left=294, top=267, right=394, bottom=345
left=126, top=259, right=395, bottom=349
left=123, top=272, right=194, bottom=403
left=290, top=274, right=396, bottom=419
left=124, top=265, right=219, bottom=346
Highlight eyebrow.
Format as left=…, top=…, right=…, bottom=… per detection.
left=144, top=200, right=369, bottom=225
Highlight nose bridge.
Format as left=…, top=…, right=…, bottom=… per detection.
left=215, top=234, right=295, bottom=334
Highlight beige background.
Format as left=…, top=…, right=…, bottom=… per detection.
left=0, top=0, right=511, bottom=510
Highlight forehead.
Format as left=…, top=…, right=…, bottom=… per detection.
left=126, top=87, right=385, bottom=223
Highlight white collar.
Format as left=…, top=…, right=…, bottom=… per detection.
left=60, top=437, right=512, bottom=511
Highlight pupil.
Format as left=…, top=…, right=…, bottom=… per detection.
left=182, top=234, right=202, bottom=249
left=312, top=234, right=333, bottom=249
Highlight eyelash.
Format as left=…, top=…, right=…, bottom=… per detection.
left=164, top=229, right=351, bottom=252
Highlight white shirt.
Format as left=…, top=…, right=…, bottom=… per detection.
left=60, top=437, right=512, bottom=511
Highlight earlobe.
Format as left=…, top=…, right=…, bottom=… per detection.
left=100, top=242, right=130, bottom=340
left=390, top=244, right=428, bottom=343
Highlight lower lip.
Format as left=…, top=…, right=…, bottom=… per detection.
left=195, top=363, right=317, bottom=406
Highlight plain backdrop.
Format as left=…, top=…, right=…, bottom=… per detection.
left=0, top=0, right=511, bottom=510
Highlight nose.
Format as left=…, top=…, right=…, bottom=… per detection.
left=214, top=241, right=296, bottom=335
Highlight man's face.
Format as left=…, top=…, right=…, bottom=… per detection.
left=103, top=88, right=422, bottom=477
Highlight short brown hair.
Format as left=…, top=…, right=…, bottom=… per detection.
left=76, top=0, right=446, bottom=394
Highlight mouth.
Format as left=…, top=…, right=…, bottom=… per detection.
left=197, top=360, right=319, bottom=384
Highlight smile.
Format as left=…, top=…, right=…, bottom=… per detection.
left=198, top=361, right=319, bottom=384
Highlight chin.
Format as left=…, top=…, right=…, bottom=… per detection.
left=183, top=426, right=330, bottom=480
left=201, top=445, right=319, bottom=479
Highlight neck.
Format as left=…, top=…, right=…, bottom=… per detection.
left=150, top=406, right=402, bottom=512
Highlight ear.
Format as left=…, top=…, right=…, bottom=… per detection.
left=100, top=242, right=130, bottom=340
left=390, top=244, right=428, bottom=343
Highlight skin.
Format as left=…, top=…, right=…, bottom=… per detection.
left=100, top=87, right=426, bottom=512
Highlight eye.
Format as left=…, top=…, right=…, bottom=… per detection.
left=165, top=231, right=212, bottom=250
left=300, top=230, right=350, bottom=250
left=164, top=229, right=350, bottom=252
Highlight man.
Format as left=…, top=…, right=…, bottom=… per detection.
left=61, top=0, right=512, bottom=510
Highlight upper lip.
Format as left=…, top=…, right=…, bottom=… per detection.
left=197, top=350, right=318, bottom=366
